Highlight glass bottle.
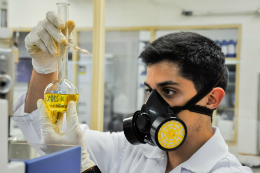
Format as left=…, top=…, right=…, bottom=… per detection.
left=44, top=3, right=78, bottom=119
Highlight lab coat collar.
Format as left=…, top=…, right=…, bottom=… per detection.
left=140, top=143, right=166, bottom=159
left=177, top=127, right=228, bottom=172
left=140, top=143, right=168, bottom=173
left=140, top=127, right=228, bottom=172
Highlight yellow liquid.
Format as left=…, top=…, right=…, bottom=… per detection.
left=44, top=94, right=79, bottom=113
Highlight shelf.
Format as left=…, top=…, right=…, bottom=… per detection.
left=217, top=107, right=235, bottom=111
left=225, top=59, right=240, bottom=64
left=225, top=57, right=238, bottom=59
left=227, top=83, right=235, bottom=86
left=226, top=141, right=236, bottom=146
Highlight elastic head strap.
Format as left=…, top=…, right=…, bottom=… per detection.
left=171, top=68, right=226, bottom=114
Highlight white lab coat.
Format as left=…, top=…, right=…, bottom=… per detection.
left=12, top=92, right=252, bottom=173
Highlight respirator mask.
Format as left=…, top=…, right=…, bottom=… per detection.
left=123, top=69, right=225, bottom=151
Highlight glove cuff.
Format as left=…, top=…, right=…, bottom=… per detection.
left=32, top=56, right=58, bottom=74
left=82, top=165, right=102, bottom=173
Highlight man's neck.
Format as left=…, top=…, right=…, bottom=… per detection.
left=165, top=127, right=214, bottom=172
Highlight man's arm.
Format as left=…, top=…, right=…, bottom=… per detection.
left=24, top=68, right=56, bottom=113
left=23, top=12, right=75, bottom=113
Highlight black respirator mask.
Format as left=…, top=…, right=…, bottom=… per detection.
left=123, top=70, right=225, bottom=151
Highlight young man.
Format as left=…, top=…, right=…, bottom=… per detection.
left=12, top=12, right=252, bottom=172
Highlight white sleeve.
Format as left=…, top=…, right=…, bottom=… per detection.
left=12, top=92, right=128, bottom=173
left=80, top=124, right=128, bottom=173
left=212, top=167, right=253, bottom=173
left=11, top=92, right=41, bottom=144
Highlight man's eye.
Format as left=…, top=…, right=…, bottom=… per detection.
left=145, top=88, right=152, bottom=94
left=164, top=89, right=175, bottom=95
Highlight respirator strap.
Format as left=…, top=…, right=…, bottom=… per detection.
left=171, top=68, right=226, bottom=115
left=171, top=105, right=214, bottom=116
left=188, top=105, right=214, bottom=116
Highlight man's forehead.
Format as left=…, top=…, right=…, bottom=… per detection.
left=147, top=61, right=180, bottom=79
left=145, top=61, right=195, bottom=89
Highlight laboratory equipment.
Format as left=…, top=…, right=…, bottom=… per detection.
left=227, top=40, right=237, bottom=57
left=221, top=40, right=228, bottom=57
left=65, top=42, right=90, bottom=55
left=44, top=3, right=78, bottom=118
left=0, top=27, right=25, bottom=173
left=9, top=142, right=81, bottom=173
left=214, top=40, right=221, bottom=48
left=0, top=26, right=83, bottom=173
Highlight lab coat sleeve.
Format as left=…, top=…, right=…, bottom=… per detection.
left=81, top=124, right=128, bottom=173
left=13, top=92, right=128, bottom=173
left=212, top=167, right=253, bottom=173
left=11, top=92, right=41, bottom=144
left=211, top=153, right=253, bottom=173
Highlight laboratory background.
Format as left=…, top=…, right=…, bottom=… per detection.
left=2, top=0, right=260, bottom=172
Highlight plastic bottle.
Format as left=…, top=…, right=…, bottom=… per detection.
left=221, top=40, right=228, bottom=57
left=227, top=40, right=236, bottom=58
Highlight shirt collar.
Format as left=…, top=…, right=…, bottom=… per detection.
left=140, top=143, right=166, bottom=159
left=140, top=127, right=228, bottom=172
left=177, top=127, right=228, bottom=172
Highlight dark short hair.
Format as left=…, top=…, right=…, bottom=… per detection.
left=139, top=32, right=228, bottom=92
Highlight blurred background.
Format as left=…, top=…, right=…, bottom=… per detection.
left=6, top=0, right=260, bottom=171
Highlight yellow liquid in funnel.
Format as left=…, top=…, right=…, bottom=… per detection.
left=44, top=94, right=79, bottom=113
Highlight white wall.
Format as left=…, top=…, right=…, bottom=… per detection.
left=8, top=0, right=93, bottom=28
left=8, top=0, right=260, bottom=165
left=10, top=0, right=260, bottom=28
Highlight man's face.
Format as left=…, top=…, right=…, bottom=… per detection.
left=144, top=61, right=209, bottom=142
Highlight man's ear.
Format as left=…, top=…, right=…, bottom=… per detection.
left=205, top=87, right=225, bottom=109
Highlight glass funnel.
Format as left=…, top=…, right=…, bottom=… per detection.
left=44, top=3, right=78, bottom=115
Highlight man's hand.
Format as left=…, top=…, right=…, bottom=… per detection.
left=24, top=11, right=75, bottom=113
left=37, top=99, right=96, bottom=172
left=25, top=11, right=75, bottom=74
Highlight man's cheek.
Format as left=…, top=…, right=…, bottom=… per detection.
left=176, top=110, right=190, bottom=124
left=177, top=111, right=200, bottom=136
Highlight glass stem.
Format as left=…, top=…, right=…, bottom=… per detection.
left=57, top=3, right=69, bottom=80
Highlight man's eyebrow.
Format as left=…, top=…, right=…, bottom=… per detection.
left=144, top=82, right=152, bottom=88
left=157, top=81, right=180, bottom=87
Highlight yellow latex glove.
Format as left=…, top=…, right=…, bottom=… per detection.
left=37, top=99, right=96, bottom=172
